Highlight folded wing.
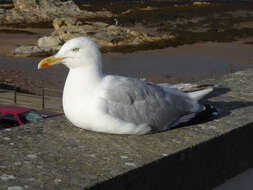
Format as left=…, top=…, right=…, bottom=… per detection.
left=99, top=76, right=201, bottom=132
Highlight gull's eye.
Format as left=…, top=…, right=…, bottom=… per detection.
left=72, top=48, right=80, bottom=52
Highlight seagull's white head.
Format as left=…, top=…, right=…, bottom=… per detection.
left=38, top=36, right=102, bottom=70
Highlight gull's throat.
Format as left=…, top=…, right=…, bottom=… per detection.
left=62, top=64, right=103, bottom=122
left=64, top=63, right=103, bottom=99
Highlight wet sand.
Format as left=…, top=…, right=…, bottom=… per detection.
left=103, top=39, right=253, bottom=82
left=0, top=27, right=53, bottom=56
left=1, top=30, right=253, bottom=96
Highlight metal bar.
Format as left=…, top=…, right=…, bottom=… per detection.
left=229, top=64, right=233, bottom=73
left=14, top=85, right=17, bottom=104
left=42, top=88, right=45, bottom=109
left=43, top=88, right=62, bottom=92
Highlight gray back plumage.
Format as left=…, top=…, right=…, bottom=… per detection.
left=100, top=76, right=199, bottom=131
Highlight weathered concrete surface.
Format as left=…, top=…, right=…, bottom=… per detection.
left=1, top=69, right=253, bottom=189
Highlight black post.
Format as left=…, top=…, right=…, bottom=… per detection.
left=14, top=85, right=17, bottom=104
left=42, top=88, right=45, bottom=109
left=229, top=64, right=233, bottom=73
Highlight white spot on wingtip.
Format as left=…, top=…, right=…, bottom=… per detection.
left=212, top=112, right=218, bottom=116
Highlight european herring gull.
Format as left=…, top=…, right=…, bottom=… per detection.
left=38, top=37, right=217, bottom=135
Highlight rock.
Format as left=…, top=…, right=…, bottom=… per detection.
left=2, top=0, right=112, bottom=26
left=38, top=36, right=61, bottom=48
left=13, top=20, right=175, bottom=57
left=94, top=10, right=113, bottom=18
left=107, top=25, right=119, bottom=31
left=126, top=29, right=141, bottom=37
left=92, top=22, right=109, bottom=28
left=139, top=6, right=156, bottom=11
left=0, top=9, right=5, bottom=22
left=122, top=9, right=133, bottom=15
left=193, top=2, right=211, bottom=6
left=234, top=21, right=253, bottom=29
left=4, top=9, right=25, bottom=24
left=53, top=30, right=82, bottom=43
left=93, top=32, right=110, bottom=40
left=14, top=46, right=40, bottom=56
left=13, top=45, right=57, bottom=57
left=52, top=17, right=78, bottom=30
left=4, top=79, right=13, bottom=83
left=13, top=0, right=36, bottom=11
left=39, top=0, right=80, bottom=13
left=13, top=0, right=80, bottom=13
left=0, top=8, right=6, bottom=14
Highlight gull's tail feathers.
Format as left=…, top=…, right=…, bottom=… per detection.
left=186, top=87, right=213, bottom=101
left=157, top=83, right=214, bottom=101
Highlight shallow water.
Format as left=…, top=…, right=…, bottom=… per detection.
left=103, top=52, right=243, bottom=80
left=0, top=51, right=251, bottom=91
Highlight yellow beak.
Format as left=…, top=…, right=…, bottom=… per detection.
left=38, top=55, right=65, bottom=69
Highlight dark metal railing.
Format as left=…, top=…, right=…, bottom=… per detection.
left=0, top=83, right=62, bottom=111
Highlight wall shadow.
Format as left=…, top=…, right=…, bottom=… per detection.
left=88, top=122, right=253, bottom=190
left=176, top=87, right=253, bottom=128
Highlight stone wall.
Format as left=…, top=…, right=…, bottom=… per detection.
left=1, top=70, right=253, bottom=189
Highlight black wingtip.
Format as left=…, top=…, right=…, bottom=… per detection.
left=191, top=104, right=218, bottom=123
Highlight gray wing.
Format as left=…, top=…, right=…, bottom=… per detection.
left=100, top=75, right=199, bottom=131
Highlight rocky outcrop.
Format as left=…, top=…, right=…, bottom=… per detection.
left=193, top=1, right=211, bottom=6
left=13, top=45, right=56, bottom=57
left=52, top=17, right=80, bottom=30
left=13, top=0, right=80, bottom=13
left=38, top=36, right=62, bottom=49
left=1, top=0, right=113, bottom=26
left=12, top=18, right=175, bottom=57
left=13, top=0, right=36, bottom=10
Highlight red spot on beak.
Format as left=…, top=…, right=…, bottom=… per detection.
left=42, top=63, right=49, bottom=68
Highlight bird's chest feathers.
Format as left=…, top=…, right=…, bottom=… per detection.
left=63, top=84, right=95, bottom=116
left=62, top=67, right=105, bottom=126
left=62, top=75, right=101, bottom=122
